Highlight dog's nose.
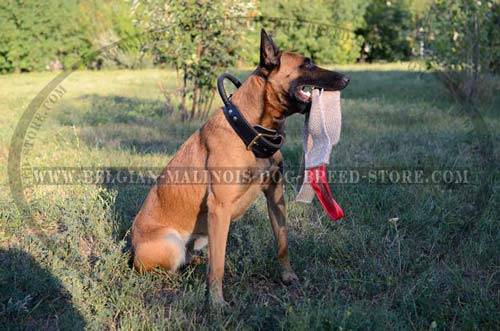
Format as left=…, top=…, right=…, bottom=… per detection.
left=342, top=76, right=350, bottom=85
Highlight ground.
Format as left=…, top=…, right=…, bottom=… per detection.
left=0, top=63, right=499, bottom=330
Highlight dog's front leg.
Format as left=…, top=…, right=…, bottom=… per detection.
left=264, top=178, right=299, bottom=284
left=206, top=193, right=231, bottom=305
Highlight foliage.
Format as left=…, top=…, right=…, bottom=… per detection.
left=0, top=0, right=145, bottom=73
left=132, top=0, right=256, bottom=120
left=259, top=0, right=367, bottom=64
left=78, top=1, right=146, bottom=70
left=0, top=0, right=92, bottom=73
left=357, top=0, right=414, bottom=62
left=424, top=0, right=500, bottom=103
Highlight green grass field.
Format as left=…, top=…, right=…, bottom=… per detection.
left=1, top=63, right=499, bottom=330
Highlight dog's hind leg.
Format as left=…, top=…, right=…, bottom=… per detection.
left=133, top=230, right=188, bottom=273
left=263, top=176, right=298, bottom=284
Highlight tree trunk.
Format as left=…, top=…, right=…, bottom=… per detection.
left=470, top=11, right=480, bottom=102
left=181, top=65, right=188, bottom=121
left=190, top=80, right=198, bottom=120
left=190, top=36, right=203, bottom=120
left=201, top=90, right=215, bottom=120
left=196, top=87, right=204, bottom=119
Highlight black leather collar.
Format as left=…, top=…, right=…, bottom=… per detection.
left=217, top=73, right=284, bottom=159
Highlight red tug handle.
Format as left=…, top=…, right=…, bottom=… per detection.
left=307, top=164, right=344, bottom=221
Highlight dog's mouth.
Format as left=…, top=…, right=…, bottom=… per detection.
left=295, top=85, right=314, bottom=103
left=295, top=83, right=348, bottom=104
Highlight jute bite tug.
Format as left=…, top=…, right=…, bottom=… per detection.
left=131, top=29, right=350, bottom=304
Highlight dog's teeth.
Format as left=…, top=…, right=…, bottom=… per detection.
left=298, top=87, right=312, bottom=101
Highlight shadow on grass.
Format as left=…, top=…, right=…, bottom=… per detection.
left=106, top=180, right=153, bottom=241
left=58, top=94, right=201, bottom=155
left=58, top=94, right=168, bottom=126
left=0, top=248, right=85, bottom=330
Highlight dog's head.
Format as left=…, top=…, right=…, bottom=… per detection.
left=256, top=29, right=350, bottom=115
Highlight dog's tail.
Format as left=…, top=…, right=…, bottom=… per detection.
left=132, top=230, right=187, bottom=273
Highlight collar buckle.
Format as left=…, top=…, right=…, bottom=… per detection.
left=246, top=132, right=277, bottom=151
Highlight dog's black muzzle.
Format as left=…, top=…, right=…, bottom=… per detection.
left=290, top=67, right=350, bottom=114
left=299, top=68, right=350, bottom=91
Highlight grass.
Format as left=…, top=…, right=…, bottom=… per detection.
left=0, top=63, right=499, bottom=330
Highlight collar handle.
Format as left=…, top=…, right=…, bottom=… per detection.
left=217, top=73, right=242, bottom=108
left=217, top=73, right=284, bottom=158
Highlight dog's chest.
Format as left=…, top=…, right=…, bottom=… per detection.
left=230, top=158, right=280, bottom=221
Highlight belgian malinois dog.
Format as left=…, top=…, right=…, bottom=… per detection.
left=131, top=29, right=350, bottom=304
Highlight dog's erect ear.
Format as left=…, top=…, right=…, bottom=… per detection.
left=260, top=28, right=280, bottom=69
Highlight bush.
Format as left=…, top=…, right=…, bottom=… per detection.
left=357, top=0, right=415, bottom=62
left=260, top=0, right=367, bottom=64
left=0, top=0, right=92, bottom=73
left=424, top=0, right=500, bottom=103
left=132, top=0, right=255, bottom=120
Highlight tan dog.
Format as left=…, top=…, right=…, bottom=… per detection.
left=131, top=29, right=350, bottom=304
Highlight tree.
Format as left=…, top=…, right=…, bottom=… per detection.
left=424, top=0, right=499, bottom=103
left=79, top=1, right=145, bottom=69
left=0, top=0, right=92, bottom=73
left=132, top=0, right=255, bottom=120
left=357, top=0, right=416, bottom=62
left=259, top=0, right=367, bottom=64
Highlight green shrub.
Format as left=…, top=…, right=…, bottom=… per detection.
left=424, top=0, right=500, bottom=103
left=0, top=0, right=92, bottom=73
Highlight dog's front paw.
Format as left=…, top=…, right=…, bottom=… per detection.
left=207, top=283, right=230, bottom=309
left=211, top=296, right=229, bottom=307
left=282, top=270, right=299, bottom=285
left=208, top=293, right=230, bottom=312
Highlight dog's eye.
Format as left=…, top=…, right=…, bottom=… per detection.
left=302, top=59, right=315, bottom=70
